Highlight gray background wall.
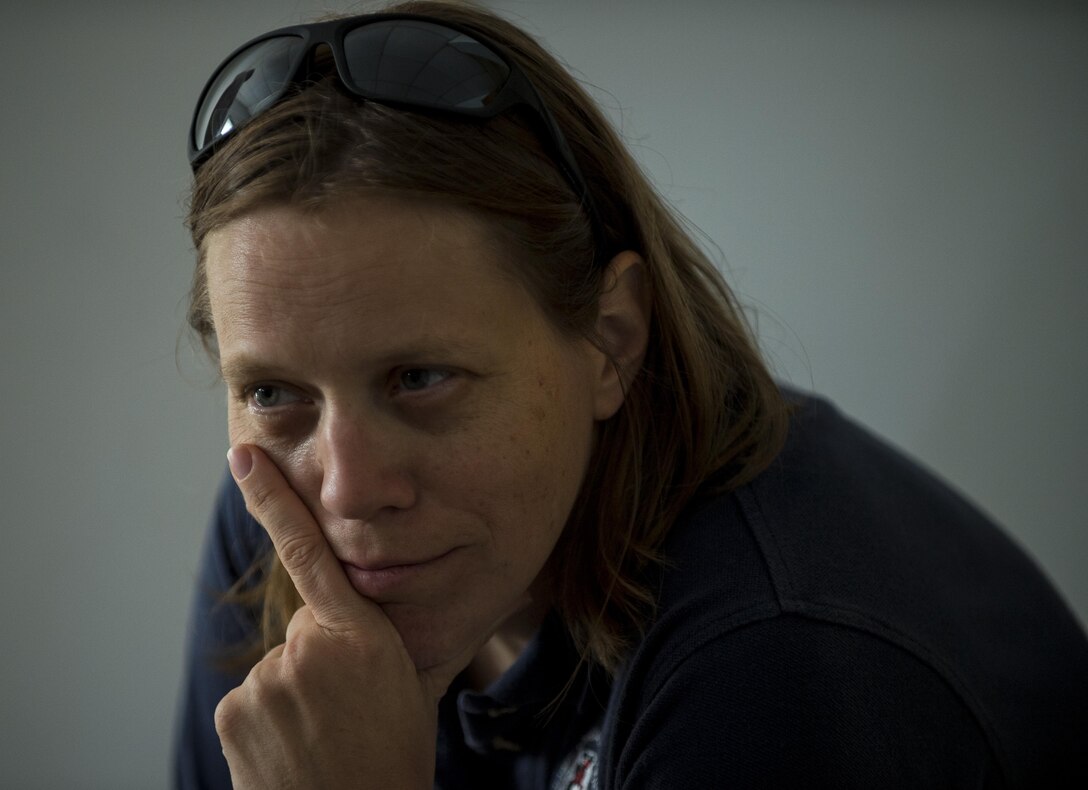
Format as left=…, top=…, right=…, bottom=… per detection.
left=2, top=1, right=1084, bottom=786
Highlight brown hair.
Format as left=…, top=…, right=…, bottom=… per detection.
left=187, top=0, right=788, bottom=673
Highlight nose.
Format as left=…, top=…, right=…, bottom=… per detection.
left=316, top=404, right=416, bottom=520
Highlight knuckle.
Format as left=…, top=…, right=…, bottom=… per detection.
left=244, top=479, right=276, bottom=520
left=285, top=603, right=314, bottom=634
left=213, top=689, right=243, bottom=738
left=214, top=654, right=292, bottom=740
left=277, top=531, right=320, bottom=576
left=246, top=668, right=283, bottom=708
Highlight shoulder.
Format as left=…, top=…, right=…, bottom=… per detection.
left=603, top=613, right=1000, bottom=788
left=598, top=391, right=1088, bottom=788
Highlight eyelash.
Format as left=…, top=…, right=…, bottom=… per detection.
left=240, top=368, right=454, bottom=412
left=393, top=368, right=453, bottom=394
left=244, top=384, right=307, bottom=411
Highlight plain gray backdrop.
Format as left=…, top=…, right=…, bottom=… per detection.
left=2, top=1, right=1084, bottom=786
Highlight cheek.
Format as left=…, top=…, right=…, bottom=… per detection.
left=450, top=386, right=594, bottom=553
left=227, top=408, right=320, bottom=503
left=226, top=411, right=255, bottom=451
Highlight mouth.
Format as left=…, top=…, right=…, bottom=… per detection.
left=340, top=548, right=462, bottom=600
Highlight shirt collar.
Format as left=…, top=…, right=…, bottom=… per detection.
left=454, top=612, right=606, bottom=756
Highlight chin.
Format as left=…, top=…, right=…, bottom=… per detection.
left=381, top=601, right=486, bottom=675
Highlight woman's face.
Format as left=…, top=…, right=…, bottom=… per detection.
left=204, top=198, right=614, bottom=673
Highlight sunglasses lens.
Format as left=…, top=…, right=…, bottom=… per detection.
left=193, top=35, right=306, bottom=154
left=343, top=20, right=509, bottom=112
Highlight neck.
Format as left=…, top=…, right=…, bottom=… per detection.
left=464, top=599, right=549, bottom=690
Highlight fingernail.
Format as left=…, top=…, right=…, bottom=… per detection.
left=227, top=446, right=253, bottom=481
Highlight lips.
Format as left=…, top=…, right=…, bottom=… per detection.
left=339, top=548, right=461, bottom=600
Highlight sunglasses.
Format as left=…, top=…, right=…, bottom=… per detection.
left=189, top=13, right=606, bottom=261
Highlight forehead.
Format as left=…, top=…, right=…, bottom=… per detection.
left=202, top=197, right=548, bottom=368
left=208, top=197, right=501, bottom=285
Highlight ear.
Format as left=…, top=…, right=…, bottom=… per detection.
left=592, top=250, right=651, bottom=421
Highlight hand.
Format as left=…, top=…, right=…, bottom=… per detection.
left=214, top=444, right=440, bottom=789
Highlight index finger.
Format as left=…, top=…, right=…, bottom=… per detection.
left=227, top=443, right=374, bottom=632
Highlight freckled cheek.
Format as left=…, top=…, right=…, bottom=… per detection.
left=459, top=418, right=588, bottom=545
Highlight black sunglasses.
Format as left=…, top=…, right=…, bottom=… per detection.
left=189, top=13, right=607, bottom=262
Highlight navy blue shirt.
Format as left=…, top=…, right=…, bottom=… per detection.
left=175, top=393, right=1088, bottom=788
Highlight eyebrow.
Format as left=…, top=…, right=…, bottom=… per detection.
left=218, top=356, right=285, bottom=385
left=218, top=336, right=492, bottom=384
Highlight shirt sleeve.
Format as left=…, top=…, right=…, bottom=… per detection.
left=173, top=469, right=270, bottom=790
left=605, top=614, right=1004, bottom=789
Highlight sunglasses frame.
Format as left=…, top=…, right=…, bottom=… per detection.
left=188, top=13, right=608, bottom=262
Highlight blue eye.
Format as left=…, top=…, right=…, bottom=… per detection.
left=250, top=385, right=301, bottom=409
left=398, top=369, right=450, bottom=392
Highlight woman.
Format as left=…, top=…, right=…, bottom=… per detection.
left=175, top=2, right=1088, bottom=787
